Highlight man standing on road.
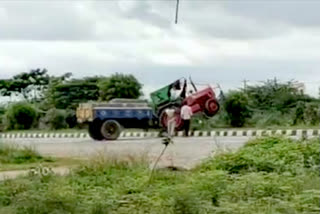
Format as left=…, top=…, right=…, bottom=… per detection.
left=181, top=104, right=193, bottom=137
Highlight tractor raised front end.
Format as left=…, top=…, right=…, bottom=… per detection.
left=182, top=87, right=219, bottom=117
left=150, top=78, right=220, bottom=131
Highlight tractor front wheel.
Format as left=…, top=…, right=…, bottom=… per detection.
left=100, top=120, right=121, bottom=140
left=204, top=99, right=220, bottom=117
left=88, top=119, right=104, bottom=141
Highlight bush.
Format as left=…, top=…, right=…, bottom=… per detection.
left=304, top=103, right=320, bottom=125
left=293, top=101, right=305, bottom=125
left=224, top=91, right=251, bottom=127
left=0, top=106, right=5, bottom=131
left=248, top=111, right=293, bottom=128
left=65, top=109, right=77, bottom=128
left=3, top=103, right=37, bottom=130
left=203, top=136, right=320, bottom=174
left=41, top=108, right=68, bottom=130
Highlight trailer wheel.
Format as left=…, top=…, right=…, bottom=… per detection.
left=204, top=99, right=220, bottom=117
left=88, top=119, right=104, bottom=141
left=100, top=120, right=121, bottom=140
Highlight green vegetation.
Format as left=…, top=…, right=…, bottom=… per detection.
left=3, top=103, right=37, bottom=130
left=0, top=70, right=319, bottom=131
left=0, top=143, right=43, bottom=164
left=224, top=91, right=251, bottom=127
left=45, top=76, right=100, bottom=110
left=204, top=79, right=320, bottom=128
left=0, top=158, right=81, bottom=172
left=304, top=103, right=320, bottom=125
left=40, top=108, right=71, bottom=130
left=98, top=73, right=143, bottom=101
left=0, top=70, right=143, bottom=131
left=0, top=69, right=50, bottom=102
left=0, top=143, right=81, bottom=171
left=0, top=136, right=319, bottom=213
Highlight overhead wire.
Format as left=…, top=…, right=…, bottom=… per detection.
left=175, top=0, right=180, bottom=24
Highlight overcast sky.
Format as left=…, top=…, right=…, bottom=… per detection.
left=0, top=0, right=319, bottom=97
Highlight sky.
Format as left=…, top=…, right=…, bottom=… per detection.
left=0, top=0, right=319, bottom=97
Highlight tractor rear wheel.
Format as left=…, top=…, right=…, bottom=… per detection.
left=204, top=99, right=220, bottom=117
left=159, top=108, right=184, bottom=131
left=88, top=119, right=104, bottom=141
left=100, top=120, right=121, bottom=140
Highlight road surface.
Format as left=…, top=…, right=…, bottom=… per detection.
left=4, top=136, right=251, bottom=169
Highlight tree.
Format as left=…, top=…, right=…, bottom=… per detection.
left=46, top=76, right=100, bottom=109
left=245, top=80, right=310, bottom=113
left=98, top=73, right=142, bottom=101
left=0, top=69, right=51, bottom=102
left=224, top=91, right=251, bottom=127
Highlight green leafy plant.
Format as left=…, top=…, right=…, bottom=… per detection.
left=3, top=102, right=37, bottom=130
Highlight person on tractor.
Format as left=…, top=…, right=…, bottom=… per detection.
left=168, top=79, right=186, bottom=100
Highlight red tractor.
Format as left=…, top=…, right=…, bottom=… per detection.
left=183, top=87, right=220, bottom=117
left=150, top=78, right=220, bottom=131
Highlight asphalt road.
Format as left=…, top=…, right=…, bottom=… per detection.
left=5, top=136, right=252, bottom=168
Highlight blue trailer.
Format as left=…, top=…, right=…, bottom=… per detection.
left=76, top=99, right=155, bottom=140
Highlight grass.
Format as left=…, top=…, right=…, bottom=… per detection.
left=0, top=143, right=44, bottom=164
left=0, top=143, right=82, bottom=171
left=0, top=158, right=81, bottom=172
left=0, top=136, right=319, bottom=214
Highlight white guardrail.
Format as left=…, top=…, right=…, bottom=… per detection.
left=0, top=129, right=319, bottom=139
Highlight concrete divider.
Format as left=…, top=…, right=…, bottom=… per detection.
left=0, top=129, right=319, bottom=139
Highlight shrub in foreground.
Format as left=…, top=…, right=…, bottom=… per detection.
left=202, top=136, right=320, bottom=174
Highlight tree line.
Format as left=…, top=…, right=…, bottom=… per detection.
left=209, top=79, right=320, bottom=129
left=0, top=69, right=143, bottom=130
left=0, top=69, right=319, bottom=131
